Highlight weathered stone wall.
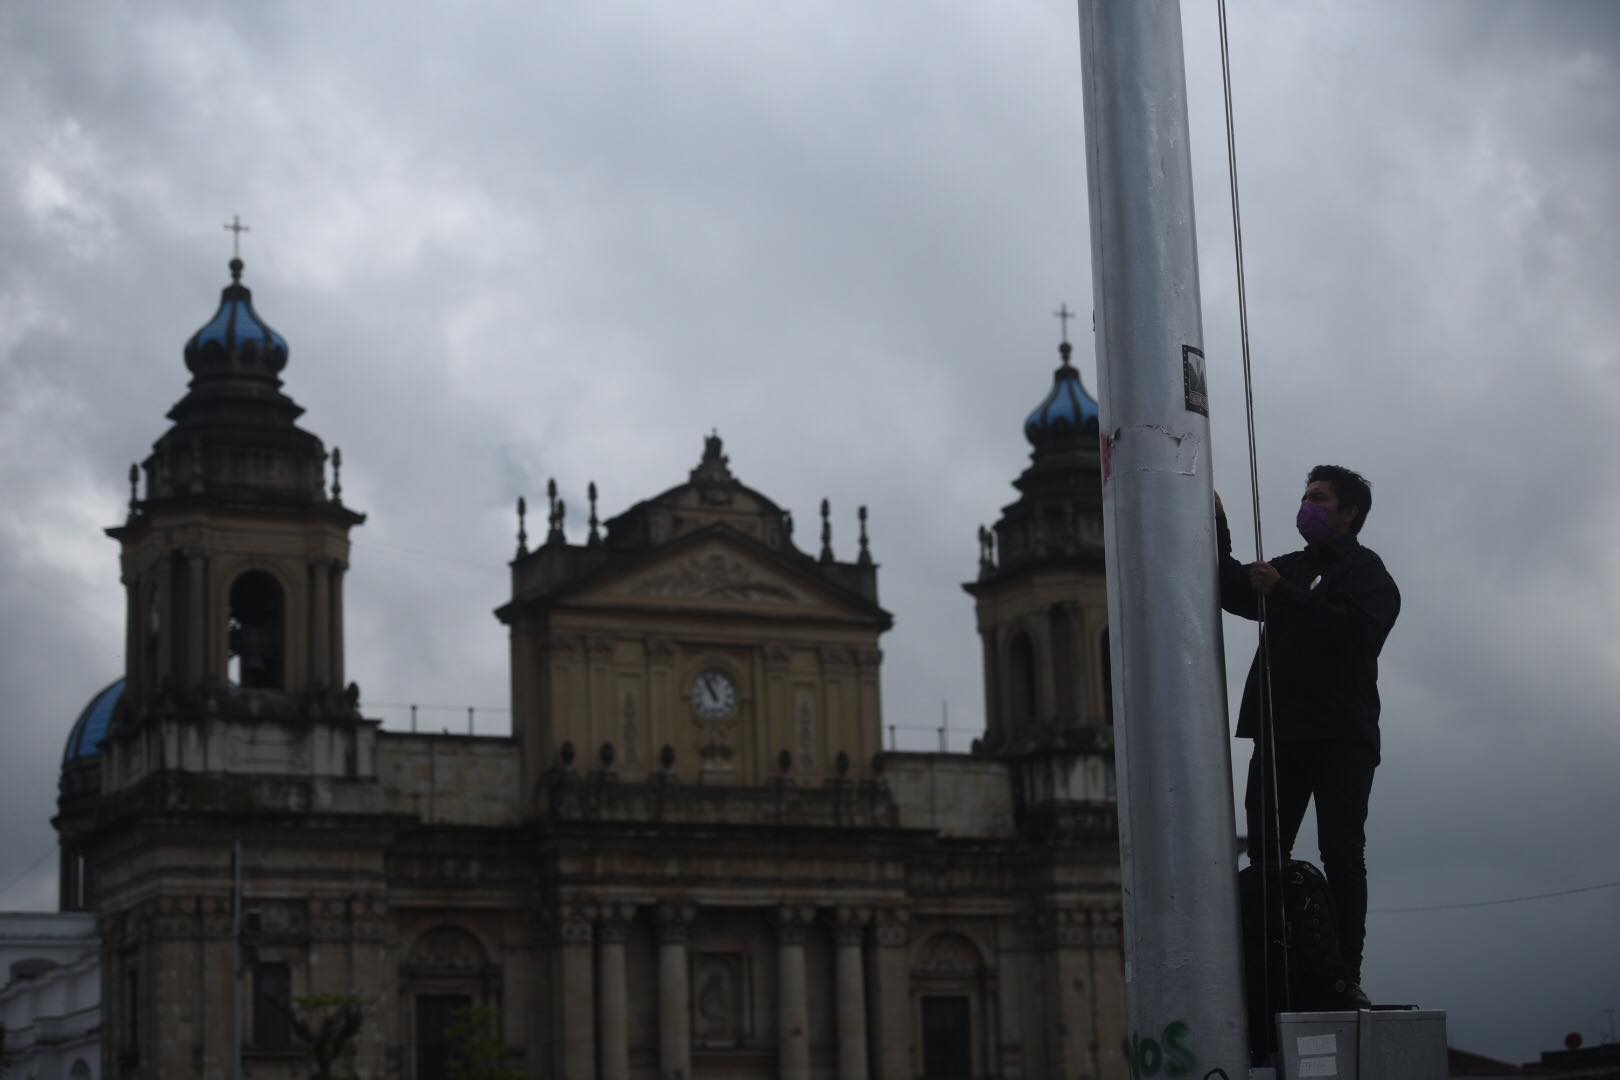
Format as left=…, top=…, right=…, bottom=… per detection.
left=378, top=732, right=522, bottom=825
left=877, top=753, right=1016, bottom=837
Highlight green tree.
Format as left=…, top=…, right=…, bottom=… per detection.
left=446, top=1006, right=521, bottom=1080
left=273, top=993, right=366, bottom=1080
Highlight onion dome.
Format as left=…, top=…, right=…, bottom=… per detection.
left=182, top=258, right=288, bottom=378
left=1024, top=341, right=1100, bottom=447
left=63, top=678, right=122, bottom=764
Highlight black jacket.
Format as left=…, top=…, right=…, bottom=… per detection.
left=1218, top=511, right=1400, bottom=757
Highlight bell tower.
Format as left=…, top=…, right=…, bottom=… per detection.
left=964, top=319, right=1111, bottom=757
left=104, top=252, right=366, bottom=776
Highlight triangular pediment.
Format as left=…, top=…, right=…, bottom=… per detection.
left=565, top=530, right=880, bottom=623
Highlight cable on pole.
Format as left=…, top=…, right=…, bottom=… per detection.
left=1216, top=0, right=1292, bottom=1017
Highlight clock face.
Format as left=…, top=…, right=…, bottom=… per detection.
left=691, top=670, right=738, bottom=723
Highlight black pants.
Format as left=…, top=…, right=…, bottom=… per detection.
left=1245, top=739, right=1378, bottom=981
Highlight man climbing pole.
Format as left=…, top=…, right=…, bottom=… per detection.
left=1218, top=466, right=1401, bottom=1006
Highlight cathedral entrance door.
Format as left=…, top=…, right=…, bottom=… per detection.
left=921, top=994, right=972, bottom=1078
left=415, top=992, right=472, bottom=1080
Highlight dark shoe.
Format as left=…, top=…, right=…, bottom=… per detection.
left=1343, top=982, right=1371, bottom=1008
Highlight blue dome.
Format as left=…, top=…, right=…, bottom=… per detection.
left=63, top=678, right=122, bottom=764
left=1024, top=342, right=1100, bottom=446
left=183, top=258, right=288, bottom=376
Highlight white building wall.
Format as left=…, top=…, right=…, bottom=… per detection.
left=0, top=912, right=101, bottom=1080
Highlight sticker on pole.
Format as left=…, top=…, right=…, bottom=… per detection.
left=1182, top=345, right=1208, bottom=416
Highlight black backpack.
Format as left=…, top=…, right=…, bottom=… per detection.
left=1239, top=859, right=1354, bottom=1057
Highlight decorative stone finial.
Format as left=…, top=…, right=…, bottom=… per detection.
left=331, top=446, right=343, bottom=503
left=546, top=478, right=563, bottom=544
left=587, top=481, right=601, bottom=546
left=127, top=463, right=139, bottom=515
left=516, top=496, right=528, bottom=556
left=819, top=498, right=833, bottom=563
left=857, top=505, right=872, bottom=566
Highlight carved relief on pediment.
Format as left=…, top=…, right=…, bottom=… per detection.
left=406, top=925, right=488, bottom=973
left=627, top=552, right=800, bottom=604
left=915, top=931, right=985, bottom=976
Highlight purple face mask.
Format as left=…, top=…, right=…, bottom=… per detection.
left=1296, top=501, right=1337, bottom=545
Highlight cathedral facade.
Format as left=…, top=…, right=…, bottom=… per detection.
left=53, top=260, right=1127, bottom=1079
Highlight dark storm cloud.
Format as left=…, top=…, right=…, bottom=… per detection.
left=2, top=0, right=1615, bottom=1062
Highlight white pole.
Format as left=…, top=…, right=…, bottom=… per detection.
left=1076, top=0, right=1250, bottom=1075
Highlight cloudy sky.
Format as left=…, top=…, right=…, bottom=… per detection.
left=3, top=0, right=1617, bottom=1063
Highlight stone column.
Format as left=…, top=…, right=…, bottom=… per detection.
left=330, top=559, right=347, bottom=687
left=597, top=904, right=636, bottom=1080
left=123, top=573, right=141, bottom=701
left=856, top=649, right=883, bottom=765
left=1038, top=908, right=1090, bottom=1078
left=309, top=554, right=330, bottom=686
left=777, top=906, right=815, bottom=1080
left=657, top=903, right=695, bottom=1080
left=832, top=909, right=871, bottom=1080
left=868, top=908, right=911, bottom=1080
left=1089, top=905, right=1130, bottom=1080
left=555, top=904, right=597, bottom=1080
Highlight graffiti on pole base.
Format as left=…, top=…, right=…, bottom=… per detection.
left=1126, top=1020, right=1197, bottom=1079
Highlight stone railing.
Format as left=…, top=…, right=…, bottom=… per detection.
left=537, top=766, right=899, bottom=829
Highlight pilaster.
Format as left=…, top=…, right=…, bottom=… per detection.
left=597, top=903, right=636, bottom=1080
left=868, top=907, right=911, bottom=1080
left=776, top=905, right=816, bottom=1080
left=832, top=908, right=871, bottom=1080
left=656, top=902, right=696, bottom=1080
left=550, top=902, right=597, bottom=1080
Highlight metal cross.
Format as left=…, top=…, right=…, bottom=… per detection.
left=223, top=215, right=251, bottom=259
left=1054, top=303, right=1075, bottom=344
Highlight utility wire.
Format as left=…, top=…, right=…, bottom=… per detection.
left=0, top=844, right=58, bottom=903
left=352, top=535, right=505, bottom=574
left=1372, top=878, right=1620, bottom=914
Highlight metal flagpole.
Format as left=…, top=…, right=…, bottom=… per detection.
left=1075, top=0, right=1250, bottom=1075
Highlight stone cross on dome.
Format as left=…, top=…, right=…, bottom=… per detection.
left=1054, top=303, right=1075, bottom=348
left=223, top=214, right=251, bottom=263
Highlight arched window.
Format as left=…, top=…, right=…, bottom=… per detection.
left=1049, top=605, right=1077, bottom=725
left=69, top=1060, right=93, bottom=1080
left=228, top=571, right=284, bottom=689
left=1009, top=630, right=1038, bottom=729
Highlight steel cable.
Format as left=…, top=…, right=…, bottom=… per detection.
left=1216, top=0, right=1293, bottom=1021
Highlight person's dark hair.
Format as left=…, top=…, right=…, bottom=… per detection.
left=1307, top=465, right=1372, bottom=534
